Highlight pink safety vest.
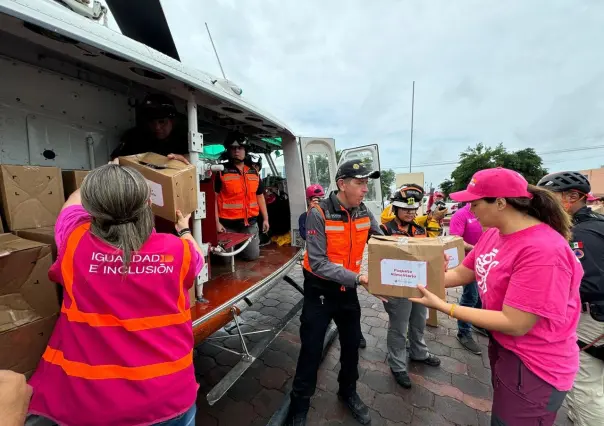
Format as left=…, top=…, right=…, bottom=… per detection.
left=28, top=223, right=199, bottom=426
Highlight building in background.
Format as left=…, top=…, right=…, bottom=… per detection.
left=580, top=167, right=604, bottom=197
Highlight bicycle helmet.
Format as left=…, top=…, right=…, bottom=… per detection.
left=391, top=187, right=422, bottom=209
left=536, top=171, right=591, bottom=194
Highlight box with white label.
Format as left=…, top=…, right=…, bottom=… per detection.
left=118, top=153, right=197, bottom=222
left=366, top=235, right=464, bottom=299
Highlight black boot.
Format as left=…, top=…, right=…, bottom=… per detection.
left=338, top=391, right=371, bottom=424
left=359, top=334, right=367, bottom=349
left=392, top=370, right=412, bottom=389
left=286, top=393, right=309, bottom=426
left=284, top=410, right=307, bottom=426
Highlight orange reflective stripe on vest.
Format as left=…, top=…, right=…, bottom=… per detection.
left=60, top=223, right=191, bottom=331
left=46, top=223, right=194, bottom=380
left=303, top=202, right=370, bottom=275
left=217, top=166, right=260, bottom=223
left=42, top=347, right=194, bottom=381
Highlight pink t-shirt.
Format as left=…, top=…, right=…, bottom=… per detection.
left=449, top=204, right=483, bottom=245
left=463, top=224, right=582, bottom=391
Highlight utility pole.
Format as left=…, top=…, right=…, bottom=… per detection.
left=409, top=81, right=415, bottom=173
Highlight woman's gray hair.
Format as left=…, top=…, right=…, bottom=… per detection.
left=80, top=164, right=154, bottom=270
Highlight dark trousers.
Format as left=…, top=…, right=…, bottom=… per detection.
left=489, top=339, right=567, bottom=425
left=457, top=281, right=481, bottom=337
left=290, top=273, right=361, bottom=414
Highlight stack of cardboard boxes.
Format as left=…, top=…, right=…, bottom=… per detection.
left=0, top=155, right=199, bottom=376
left=0, top=165, right=88, bottom=377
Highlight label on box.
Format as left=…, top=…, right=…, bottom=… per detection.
left=445, top=247, right=460, bottom=268
left=146, top=179, right=164, bottom=207
left=380, top=259, right=427, bottom=287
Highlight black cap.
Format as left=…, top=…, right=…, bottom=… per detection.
left=223, top=131, right=249, bottom=148
left=335, top=160, right=380, bottom=181
left=140, top=94, right=176, bottom=119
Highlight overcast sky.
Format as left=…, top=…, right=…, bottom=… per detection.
left=158, top=0, right=604, bottom=189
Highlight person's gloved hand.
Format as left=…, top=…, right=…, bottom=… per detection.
left=0, top=370, right=32, bottom=426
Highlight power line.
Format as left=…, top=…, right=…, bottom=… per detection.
left=385, top=144, right=604, bottom=170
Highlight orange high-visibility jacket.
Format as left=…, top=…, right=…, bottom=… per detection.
left=217, top=164, right=260, bottom=224
left=303, top=196, right=371, bottom=275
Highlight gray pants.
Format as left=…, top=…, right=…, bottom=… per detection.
left=383, top=298, right=429, bottom=373
left=225, top=222, right=260, bottom=261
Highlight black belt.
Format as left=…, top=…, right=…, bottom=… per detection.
left=578, top=338, right=604, bottom=361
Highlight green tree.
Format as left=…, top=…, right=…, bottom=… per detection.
left=439, top=143, right=548, bottom=198
left=380, top=169, right=396, bottom=200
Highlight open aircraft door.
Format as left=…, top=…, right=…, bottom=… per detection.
left=299, top=139, right=382, bottom=218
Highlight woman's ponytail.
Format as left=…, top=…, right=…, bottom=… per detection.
left=505, top=185, right=572, bottom=240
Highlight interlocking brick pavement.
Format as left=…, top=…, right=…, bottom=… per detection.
left=192, top=264, right=574, bottom=425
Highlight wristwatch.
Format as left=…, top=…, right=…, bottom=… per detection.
left=177, top=227, right=191, bottom=237
left=354, top=274, right=361, bottom=287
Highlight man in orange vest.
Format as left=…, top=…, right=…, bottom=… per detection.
left=286, top=160, right=382, bottom=426
left=214, top=133, right=269, bottom=260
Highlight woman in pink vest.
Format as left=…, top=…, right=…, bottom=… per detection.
left=27, top=164, right=203, bottom=426
left=409, top=168, right=582, bottom=426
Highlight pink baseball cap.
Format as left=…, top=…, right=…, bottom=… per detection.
left=450, top=167, right=533, bottom=202
left=306, top=184, right=325, bottom=199
left=587, top=192, right=599, bottom=201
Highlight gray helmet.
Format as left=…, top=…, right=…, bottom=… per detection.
left=537, top=171, right=590, bottom=194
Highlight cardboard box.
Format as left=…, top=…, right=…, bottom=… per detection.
left=0, top=234, right=60, bottom=373
left=15, top=227, right=57, bottom=260
left=0, top=314, right=57, bottom=375
left=0, top=165, right=65, bottom=231
left=119, top=153, right=197, bottom=222
left=366, top=235, right=465, bottom=299
left=62, top=170, right=90, bottom=199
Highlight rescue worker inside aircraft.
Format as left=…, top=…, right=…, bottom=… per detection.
left=27, top=163, right=203, bottom=426
left=214, top=132, right=270, bottom=261
left=110, top=93, right=190, bottom=165
left=380, top=188, right=442, bottom=389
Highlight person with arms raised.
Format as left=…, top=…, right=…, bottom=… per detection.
left=27, top=163, right=203, bottom=426
left=409, top=167, right=582, bottom=426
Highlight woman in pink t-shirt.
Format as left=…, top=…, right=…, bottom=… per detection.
left=28, top=164, right=203, bottom=426
left=410, top=167, right=582, bottom=426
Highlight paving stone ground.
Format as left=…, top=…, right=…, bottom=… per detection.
left=192, top=262, right=574, bottom=426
